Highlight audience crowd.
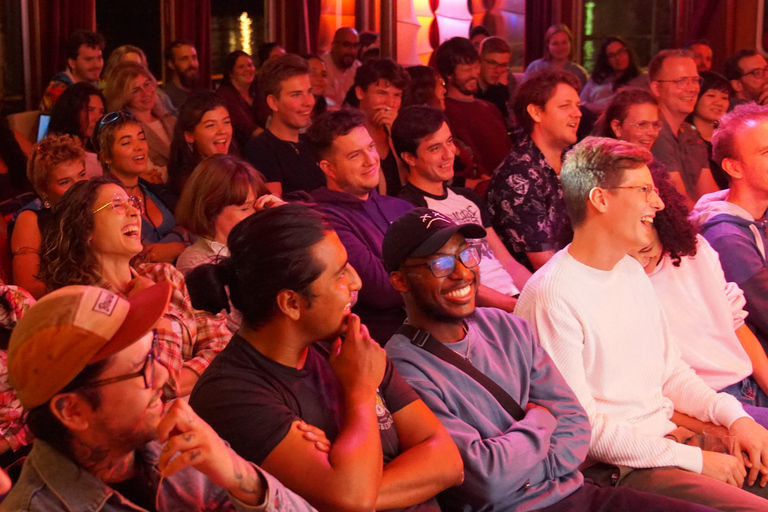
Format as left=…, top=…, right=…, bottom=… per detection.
left=3, top=21, right=768, bottom=512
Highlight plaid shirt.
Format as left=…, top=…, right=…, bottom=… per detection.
left=97, top=263, right=230, bottom=396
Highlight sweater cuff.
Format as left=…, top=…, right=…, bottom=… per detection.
left=716, top=394, right=750, bottom=428
left=673, top=442, right=704, bottom=474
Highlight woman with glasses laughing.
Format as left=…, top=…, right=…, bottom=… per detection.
left=37, top=176, right=230, bottom=399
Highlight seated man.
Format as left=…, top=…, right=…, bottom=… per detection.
left=243, top=54, right=326, bottom=197
left=516, top=136, right=768, bottom=511
left=486, top=68, right=582, bottom=271
left=392, top=104, right=531, bottom=312
left=382, top=208, right=716, bottom=512
left=723, top=49, right=768, bottom=109
left=476, top=36, right=515, bottom=127
left=162, top=40, right=202, bottom=110
left=306, top=109, right=414, bottom=344
left=3, top=282, right=314, bottom=511
left=691, top=104, right=768, bottom=390
left=40, top=30, right=105, bottom=113
left=684, top=40, right=713, bottom=73
left=188, top=204, right=463, bottom=511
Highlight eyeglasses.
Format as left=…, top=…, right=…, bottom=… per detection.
left=336, top=41, right=361, bottom=50
left=606, top=47, right=629, bottom=60
left=92, top=192, right=143, bottom=215
left=740, top=66, right=768, bottom=80
left=93, top=111, right=136, bottom=141
left=81, top=330, right=159, bottom=390
left=606, top=185, right=660, bottom=202
left=403, top=246, right=482, bottom=278
left=627, top=120, right=664, bottom=133
left=483, top=58, right=510, bottom=70
left=654, top=76, right=703, bottom=89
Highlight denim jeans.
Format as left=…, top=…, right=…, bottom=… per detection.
left=720, top=376, right=768, bottom=429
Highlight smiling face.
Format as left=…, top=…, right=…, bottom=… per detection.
left=308, top=58, right=328, bottom=96
left=652, top=56, right=700, bottom=117
left=81, top=95, right=106, bottom=140
left=46, top=159, right=87, bottom=206
left=531, top=82, right=582, bottom=150
left=724, top=119, right=768, bottom=199
left=322, top=126, right=380, bottom=200
left=301, top=231, right=362, bottom=340
left=268, top=74, right=315, bottom=130
left=357, top=79, right=403, bottom=121
left=84, top=330, right=169, bottom=451
left=90, top=183, right=143, bottom=260
left=127, top=74, right=156, bottom=113
left=185, top=106, right=232, bottom=157
left=694, top=88, right=729, bottom=124
left=404, top=122, right=455, bottom=186
left=69, top=45, right=104, bottom=82
left=548, top=31, right=571, bottom=62
left=735, top=54, right=768, bottom=101
left=629, top=226, right=663, bottom=274
left=480, top=52, right=510, bottom=86
left=400, top=233, right=478, bottom=323
left=231, top=55, right=256, bottom=88
left=449, top=61, right=480, bottom=96
left=603, top=164, right=665, bottom=252
left=213, top=187, right=256, bottom=244
left=170, top=45, right=199, bottom=87
left=107, top=123, right=149, bottom=178
left=612, top=102, right=661, bottom=150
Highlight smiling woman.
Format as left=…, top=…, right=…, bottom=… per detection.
left=37, top=177, right=230, bottom=398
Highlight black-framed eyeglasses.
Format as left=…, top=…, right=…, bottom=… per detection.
left=606, top=185, right=660, bottom=202
left=81, top=330, right=159, bottom=390
left=482, top=58, right=510, bottom=70
left=654, top=76, right=703, bottom=89
left=740, top=66, right=768, bottom=80
left=403, top=246, right=482, bottom=278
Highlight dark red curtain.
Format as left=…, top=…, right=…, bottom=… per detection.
left=524, top=0, right=553, bottom=67
left=169, top=0, right=211, bottom=88
left=34, top=0, right=97, bottom=105
left=282, top=0, right=321, bottom=55
left=679, top=0, right=721, bottom=45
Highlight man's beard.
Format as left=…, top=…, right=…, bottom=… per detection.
left=178, top=68, right=199, bottom=89
left=452, top=77, right=478, bottom=96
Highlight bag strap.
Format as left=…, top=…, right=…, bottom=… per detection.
left=396, top=323, right=525, bottom=421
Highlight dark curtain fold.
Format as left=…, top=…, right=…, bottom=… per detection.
left=172, top=0, right=212, bottom=89
left=683, top=0, right=721, bottom=43
left=524, top=0, right=553, bottom=67
left=282, top=0, right=321, bottom=55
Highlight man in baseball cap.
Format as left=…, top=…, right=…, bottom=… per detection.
left=381, top=208, right=708, bottom=511
left=3, top=283, right=316, bottom=511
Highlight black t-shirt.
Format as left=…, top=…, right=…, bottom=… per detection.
left=381, top=151, right=403, bottom=198
left=242, top=130, right=326, bottom=195
left=110, top=463, right=157, bottom=512
left=190, top=334, right=418, bottom=466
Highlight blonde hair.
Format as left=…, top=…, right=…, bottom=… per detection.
left=104, top=61, right=157, bottom=111
left=26, top=134, right=85, bottom=197
left=104, top=45, right=148, bottom=82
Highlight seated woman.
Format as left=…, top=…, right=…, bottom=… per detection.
left=176, top=154, right=281, bottom=332
left=628, top=166, right=768, bottom=428
left=580, top=36, right=644, bottom=115
left=686, top=71, right=732, bottom=190
left=93, top=111, right=188, bottom=264
left=103, top=44, right=177, bottom=115
left=167, top=92, right=234, bottom=196
left=187, top=203, right=463, bottom=511
left=215, top=51, right=261, bottom=148
left=305, top=55, right=336, bottom=120
left=593, top=87, right=662, bottom=151
left=47, top=82, right=106, bottom=178
left=37, top=177, right=230, bottom=398
left=523, top=24, right=588, bottom=88
left=11, top=134, right=87, bottom=298
left=105, top=61, right=176, bottom=183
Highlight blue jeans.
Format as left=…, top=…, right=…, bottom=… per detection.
left=720, top=376, right=768, bottom=429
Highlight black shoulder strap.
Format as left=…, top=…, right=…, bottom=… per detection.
left=396, top=323, right=525, bottom=421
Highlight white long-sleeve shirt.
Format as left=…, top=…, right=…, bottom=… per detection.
left=516, top=249, right=749, bottom=474
left=648, top=235, right=752, bottom=391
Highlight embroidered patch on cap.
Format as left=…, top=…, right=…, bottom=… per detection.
left=419, top=211, right=451, bottom=229
left=93, top=290, right=118, bottom=315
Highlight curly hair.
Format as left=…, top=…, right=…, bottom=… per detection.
left=26, top=134, right=85, bottom=198
left=649, top=163, right=698, bottom=266
left=47, top=82, right=106, bottom=151
left=38, top=177, right=119, bottom=292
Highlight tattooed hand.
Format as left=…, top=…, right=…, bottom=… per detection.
left=156, top=400, right=267, bottom=505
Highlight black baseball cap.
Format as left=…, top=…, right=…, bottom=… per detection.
left=383, top=208, right=486, bottom=273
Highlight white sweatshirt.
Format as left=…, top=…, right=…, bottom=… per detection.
left=516, top=248, right=749, bottom=474
left=648, top=235, right=752, bottom=391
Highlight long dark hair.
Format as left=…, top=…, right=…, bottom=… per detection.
left=168, top=91, right=233, bottom=196
left=48, top=82, right=106, bottom=152
left=186, top=204, right=331, bottom=329
left=650, top=164, right=698, bottom=266
left=38, top=177, right=118, bottom=292
left=590, top=36, right=641, bottom=88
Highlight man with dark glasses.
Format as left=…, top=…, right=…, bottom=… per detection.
left=3, top=283, right=315, bottom=511
left=382, top=208, right=710, bottom=511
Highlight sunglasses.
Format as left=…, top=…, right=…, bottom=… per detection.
left=93, top=111, right=137, bottom=145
